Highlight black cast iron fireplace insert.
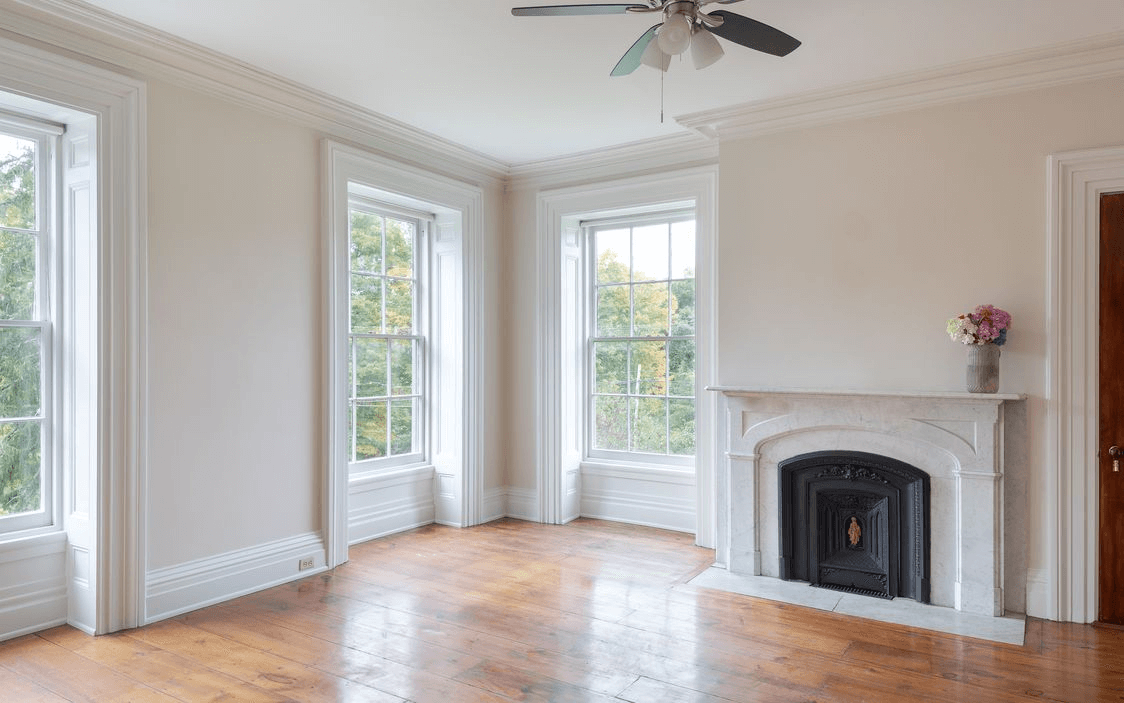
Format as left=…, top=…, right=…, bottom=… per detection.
left=779, top=450, right=930, bottom=602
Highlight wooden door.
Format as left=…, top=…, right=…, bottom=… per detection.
left=1100, top=191, right=1124, bottom=625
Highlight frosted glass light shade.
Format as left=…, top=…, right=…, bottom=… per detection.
left=641, top=36, right=671, bottom=71
left=656, top=12, right=692, bottom=55
left=690, top=26, right=724, bottom=69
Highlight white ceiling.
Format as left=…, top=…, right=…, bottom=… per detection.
left=77, top=0, right=1124, bottom=165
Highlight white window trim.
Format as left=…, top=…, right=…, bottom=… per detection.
left=0, top=35, right=148, bottom=635
left=323, top=139, right=484, bottom=567
left=583, top=212, right=697, bottom=469
left=535, top=166, right=717, bottom=546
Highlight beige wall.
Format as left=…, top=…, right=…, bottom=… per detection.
left=716, top=74, right=1124, bottom=604
left=481, top=182, right=507, bottom=495
left=503, top=187, right=540, bottom=492
left=146, top=80, right=322, bottom=568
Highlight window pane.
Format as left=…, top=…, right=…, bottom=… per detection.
left=390, top=339, right=413, bottom=395
left=630, top=341, right=666, bottom=395
left=0, top=327, right=39, bottom=418
left=595, top=285, right=630, bottom=337
left=669, top=279, right=695, bottom=336
left=385, top=218, right=414, bottom=278
left=631, top=397, right=667, bottom=454
left=0, top=421, right=40, bottom=516
left=669, top=399, right=696, bottom=456
left=0, top=136, right=36, bottom=231
left=632, top=282, right=668, bottom=337
left=595, top=228, right=630, bottom=285
left=0, top=230, right=35, bottom=321
left=354, top=402, right=387, bottom=461
left=350, top=274, right=383, bottom=334
left=385, top=280, right=414, bottom=335
left=389, top=399, right=413, bottom=455
left=349, top=210, right=383, bottom=274
left=632, top=224, right=669, bottom=282
left=593, top=395, right=628, bottom=451
left=593, top=341, right=628, bottom=394
left=353, top=338, right=387, bottom=399
left=670, top=221, right=695, bottom=279
left=667, top=339, right=694, bottom=397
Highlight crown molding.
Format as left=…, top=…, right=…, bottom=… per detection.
left=507, top=131, right=718, bottom=192
left=676, top=30, right=1124, bottom=141
left=0, top=0, right=508, bottom=186
left=5, top=1, right=1123, bottom=190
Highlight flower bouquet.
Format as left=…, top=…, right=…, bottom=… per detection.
left=947, top=304, right=1011, bottom=346
left=947, top=305, right=1011, bottom=393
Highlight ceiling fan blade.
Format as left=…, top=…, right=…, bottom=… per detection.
left=512, top=4, right=648, bottom=16
left=707, top=10, right=801, bottom=56
left=610, top=24, right=661, bottom=76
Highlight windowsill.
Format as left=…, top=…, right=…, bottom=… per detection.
left=349, top=462, right=435, bottom=492
left=0, top=527, right=66, bottom=555
left=580, top=458, right=696, bottom=484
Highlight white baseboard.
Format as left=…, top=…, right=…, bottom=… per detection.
left=505, top=487, right=538, bottom=521
left=0, top=532, right=67, bottom=642
left=579, top=462, right=696, bottom=533
left=482, top=487, right=507, bottom=523
left=145, top=532, right=326, bottom=624
left=1025, top=567, right=1052, bottom=620
left=480, top=486, right=540, bottom=523
left=349, top=495, right=435, bottom=544
left=348, top=465, right=435, bottom=544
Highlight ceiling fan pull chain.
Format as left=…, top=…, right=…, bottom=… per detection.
left=660, top=67, right=665, bottom=123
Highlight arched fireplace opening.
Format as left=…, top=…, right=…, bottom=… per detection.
left=779, top=450, right=930, bottom=602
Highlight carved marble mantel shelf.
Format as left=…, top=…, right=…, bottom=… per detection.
left=708, top=386, right=1026, bottom=617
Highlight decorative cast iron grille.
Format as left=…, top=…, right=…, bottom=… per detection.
left=779, top=450, right=930, bottom=603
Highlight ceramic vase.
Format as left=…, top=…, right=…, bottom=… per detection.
left=966, top=344, right=1000, bottom=393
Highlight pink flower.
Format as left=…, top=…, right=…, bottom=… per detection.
left=948, top=305, right=1012, bottom=346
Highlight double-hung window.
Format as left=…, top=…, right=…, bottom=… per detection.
left=587, top=212, right=696, bottom=464
left=346, top=200, right=426, bottom=471
left=0, top=121, right=55, bottom=532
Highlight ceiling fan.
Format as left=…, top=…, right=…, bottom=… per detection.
left=510, top=0, right=801, bottom=76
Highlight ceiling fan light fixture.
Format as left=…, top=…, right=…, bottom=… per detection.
left=656, top=11, right=692, bottom=55
left=640, top=33, right=671, bottom=71
left=690, top=25, right=724, bottom=70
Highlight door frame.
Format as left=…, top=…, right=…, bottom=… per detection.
left=1046, top=146, right=1124, bottom=622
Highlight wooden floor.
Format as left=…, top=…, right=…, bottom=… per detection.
left=1, top=519, right=1123, bottom=702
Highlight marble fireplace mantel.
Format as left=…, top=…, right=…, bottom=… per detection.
left=711, top=387, right=1025, bottom=617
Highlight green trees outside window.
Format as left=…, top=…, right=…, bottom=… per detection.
left=0, top=132, right=44, bottom=517
left=590, top=218, right=695, bottom=458
left=347, top=207, right=422, bottom=465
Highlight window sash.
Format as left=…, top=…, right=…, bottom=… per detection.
left=346, top=203, right=426, bottom=471
left=0, top=125, right=54, bottom=532
left=584, top=216, right=696, bottom=467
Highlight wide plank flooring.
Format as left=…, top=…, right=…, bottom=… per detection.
left=2, top=518, right=1123, bottom=702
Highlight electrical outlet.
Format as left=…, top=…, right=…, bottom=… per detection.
left=298, top=557, right=315, bottom=571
